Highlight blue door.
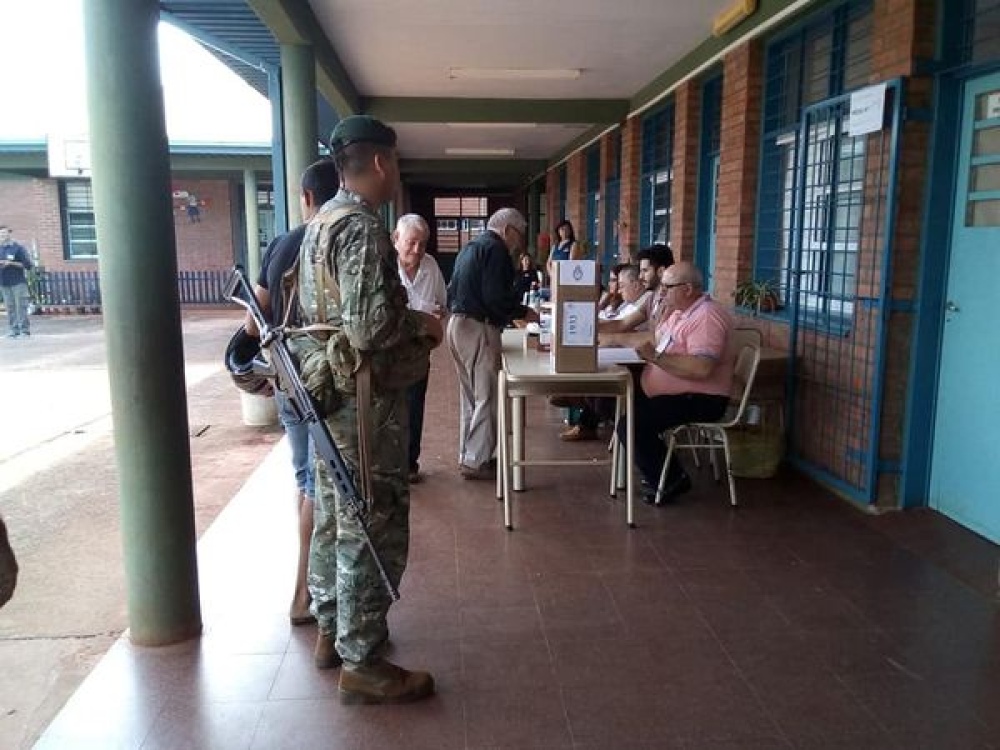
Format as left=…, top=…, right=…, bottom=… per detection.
left=930, top=72, right=1000, bottom=543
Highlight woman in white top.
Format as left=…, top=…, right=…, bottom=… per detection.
left=394, top=213, right=447, bottom=482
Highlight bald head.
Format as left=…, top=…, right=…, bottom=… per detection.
left=663, top=261, right=703, bottom=289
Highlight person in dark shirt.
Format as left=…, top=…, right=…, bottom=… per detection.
left=244, top=157, right=340, bottom=625
left=446, top=208, right=538, bottom=479
left=0, top=226, right=33, bottom=338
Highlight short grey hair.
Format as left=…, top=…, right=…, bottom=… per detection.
left=394, top=213, right=430, bottom=238
left=618, top=265, right=640, bottom=285
left=487, top=207, right=527, bottom=236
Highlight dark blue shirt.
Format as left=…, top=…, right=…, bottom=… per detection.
left=0, top=241, right=32, bottom=287
left=447, top=230, right=528, bottom=328
left=257, top=224, right=307, bottom=327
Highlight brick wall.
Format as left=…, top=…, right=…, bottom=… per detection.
left=564, top=151, right=587, bottom=243
left=0, top=175, right=239, bottom=273
left=0, top=177, right=63, bottom=267
left=670, top=79, right=702, bottom=262
left=618, top=115, right=642, bottom=263
left=868, top=0, right=938, bottom=508
left=715, top=40, right=763, bottom=306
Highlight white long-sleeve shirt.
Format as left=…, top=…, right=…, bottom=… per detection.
left=398, top=254, right=447, bottom=314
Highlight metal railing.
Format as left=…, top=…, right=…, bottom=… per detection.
left=26, top=269, right=230, bottom=311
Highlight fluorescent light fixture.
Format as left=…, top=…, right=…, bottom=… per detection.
left=445, top=147, right=515, bottom=157
left=448, top=67, right=581, bottom=80
left=446, top=122, right=538, bottom=129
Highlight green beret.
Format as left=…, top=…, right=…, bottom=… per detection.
left=329, top=115, right=397, bottom=152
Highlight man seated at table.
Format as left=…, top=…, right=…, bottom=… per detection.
left=561, top=248, right=673, bottom=441
left=596, top=243, right=674, bottom=342
left=619, top=261, right=734, bottom=503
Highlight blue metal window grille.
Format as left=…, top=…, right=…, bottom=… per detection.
left=639, top=101, right=674, bottom=248
left=785, top=83, right=903, bottom=504
left=60, top=181, right=98, bottom=259
left=586, top=144, right=601, bottom=255
left=602, top=129, right=622, bottom=276
left=756, top=0, right=872, bottom=308
left=696, top=75, right=722, bottom=284
left=955, top=0, right=1000, bottom=66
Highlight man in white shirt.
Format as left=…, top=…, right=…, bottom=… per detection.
left=395, top=214, right=447, bottom=482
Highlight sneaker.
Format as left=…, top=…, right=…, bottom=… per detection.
left=339, top=658, right=435, bottom=705
left=559, top=425, right=599, bottom=442
left=6, top=332, right=17, bottom=338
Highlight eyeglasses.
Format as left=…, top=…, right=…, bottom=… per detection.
left=662, top=282, right=690, bottom=290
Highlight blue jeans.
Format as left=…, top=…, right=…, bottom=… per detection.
left=1, top=283, right=30, bottom=335
left=275, top=390, right=315, bottom=499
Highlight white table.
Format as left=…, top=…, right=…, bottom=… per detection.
left=496, top=329, right=636, bottom=529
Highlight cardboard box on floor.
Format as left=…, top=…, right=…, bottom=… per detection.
left=551, top=260, right=598, bottom=372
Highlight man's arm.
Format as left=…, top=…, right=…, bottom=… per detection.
left=636, top=343, right=717, bottom=380
left=599, top=330, right=652, bottom=349
left=481, top=245, right=533, bottom=324
left=245, top=285, right=271, bottom=337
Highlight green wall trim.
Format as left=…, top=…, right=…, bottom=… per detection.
left=245, top=0, right=359, bottom=114
left=365, top=97, right=629, bottom=124
left=630, top=0, right=821, bottom=113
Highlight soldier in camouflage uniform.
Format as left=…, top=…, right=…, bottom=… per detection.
left=294, top=116, right=442, bottom=704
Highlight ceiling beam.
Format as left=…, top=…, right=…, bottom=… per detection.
left=365, top=98, right=629, bottom=125
left=400, top=158, right=547, bottom=176
left=243, top=0, right=360, bottom=115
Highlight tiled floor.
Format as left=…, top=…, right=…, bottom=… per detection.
left=33, top=352, right=1000, bottom=749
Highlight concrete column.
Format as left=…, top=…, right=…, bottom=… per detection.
left=244, top=169, right=261, bottom=281
left=82, top=0, right=201, bottom=645
left=280, top=43, right=317, bottom=227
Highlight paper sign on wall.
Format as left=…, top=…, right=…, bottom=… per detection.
left=561, top=302, right=596, bottom=346
left=557, top=260, right=597, bottom=286
left=987, top=92, right=1000, bottom=120
left=848, top=83, right=887, bottom=136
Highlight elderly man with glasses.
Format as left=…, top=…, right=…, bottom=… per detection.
left=621, top=261, right=735, bottom=504
left=446, top=208, right=538, bottom=480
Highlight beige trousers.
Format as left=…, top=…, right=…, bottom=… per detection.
left=446, top=314, right=502, bottom=469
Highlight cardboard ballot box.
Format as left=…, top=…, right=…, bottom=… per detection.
left=551, top=260, right=599, bottom=373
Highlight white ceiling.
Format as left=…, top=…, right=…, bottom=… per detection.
left=309, top=0, right=735, bottom=171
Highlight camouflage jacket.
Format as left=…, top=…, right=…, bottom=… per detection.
left=292, top=190, right=432, bottom=412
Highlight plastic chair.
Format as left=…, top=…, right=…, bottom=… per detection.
left=655, top=342, right=762, bottom=507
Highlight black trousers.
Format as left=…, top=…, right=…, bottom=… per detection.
left=406, top=375, right=429, bottom=471
left=617, top=386, right=729, bottom=486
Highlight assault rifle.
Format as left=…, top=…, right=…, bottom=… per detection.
left=223, top=266, right=400, bottom=602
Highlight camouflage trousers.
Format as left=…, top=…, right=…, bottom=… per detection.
left=307, top=390, right=411, bottom=666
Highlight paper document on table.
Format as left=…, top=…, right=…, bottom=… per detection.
left=561, top=302, right=596, bottom=346
left=598, top=347, right=644, bottom=366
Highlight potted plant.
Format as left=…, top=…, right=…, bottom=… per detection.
left=733, top=278, right=781, bottom=315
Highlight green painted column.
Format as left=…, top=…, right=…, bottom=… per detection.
left=244, top=169, right=261, bottom=282
left=280, top=43, right=318, bottom=227
left=83, top=0, right=201, bottom=646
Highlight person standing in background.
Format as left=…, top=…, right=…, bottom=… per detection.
left=447, top=208, right=538, bottom=480
left=393, top=213, right=447, bottom=484
left=0, top=226, right=33, bottom=338
left=244, top=158, right=341, bottom=626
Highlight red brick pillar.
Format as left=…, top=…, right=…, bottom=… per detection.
left=671, top=79, right=702, bottom=262
left=618, top=115, right=642, bottom=263
left=715, top=40, right=763, bottom=305
left=869, top=0, right=938, bottom=507
left=565, top=151, right=587, bottom=244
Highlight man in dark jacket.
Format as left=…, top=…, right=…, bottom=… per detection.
left=0, top=226, right=33, bottom=338
left=446, top=208, right=538, bottom=479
